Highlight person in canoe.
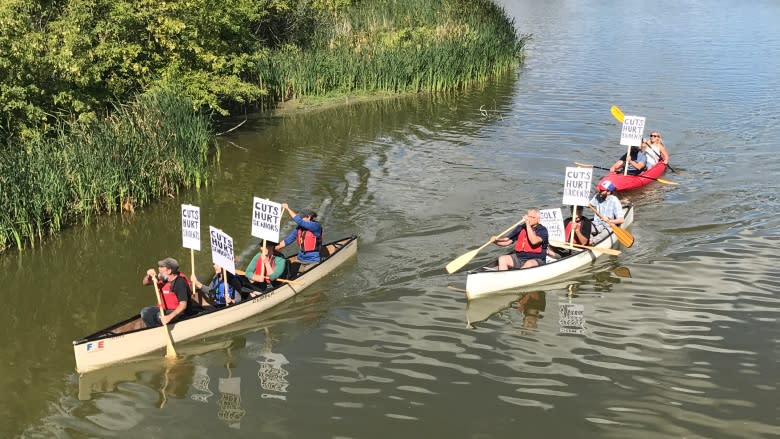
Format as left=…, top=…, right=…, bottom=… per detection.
left=275, top=204, right=323, bottom=274
left=191, top=263, right=243, bottom=307
left=548, top=205, right=593, bottom=258
left=140, top=257, right=201, bottom=327
left=608, top=145, right=647, bottom=176
left=244, top=240, right=287, bottom=296
left=589, top=180, right=624, bottom=244
left=641, top=131, right=670, bottom=170
left=491, top=208, right=549, bottom=270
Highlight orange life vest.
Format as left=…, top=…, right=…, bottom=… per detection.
left=565, top=220, right=588, bottom=245
left=297, top=227, right=322, bottom=253
left=513, top=227, right=543, bottom=254
left=253, top=254, right=277, bottom=284
left=159, top=274, right=191, bottom=310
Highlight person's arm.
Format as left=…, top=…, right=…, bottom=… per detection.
left=143, top=268, right=156, bottom=285
left=492, top=227, right=520, bottom=247
left=660, top=144, right=670, bottom=164
left=525, top=222, right=543, bottom=246
left=293, top=215, right=322, bottom=235
left=634, top=152, right=647, bottom=170
left=190, top=273, right=208, bottom=293
left=281, top=203, right=296, bottom=218
left=268, top=256, right=286, bottom=281
left=609, top=158, right=624, bottom=173
left=276, top=229, right=297, bottom=252
left=246, top=253, right=260, bottom=280
left=608, top=198, right=625, bottom=226
left=571, top=218, right=589, bottom=243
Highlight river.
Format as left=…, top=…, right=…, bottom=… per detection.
left=3, top=0, right=779, bottom=437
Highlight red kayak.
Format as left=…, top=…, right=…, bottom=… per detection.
left=596, top=162, right=667, bottom=192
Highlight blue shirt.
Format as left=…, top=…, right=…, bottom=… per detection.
left=282, top=215, right=323, bottom=263
left=589, top=194, right=623, bottom=229
left=622, top=149, right=647, bottom=173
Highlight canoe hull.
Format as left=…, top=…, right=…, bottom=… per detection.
left=596, top=162, right=667, bottom=191
left=465, top=206, right=633, bottom=299
left=73, top=236, right=357, bottom=373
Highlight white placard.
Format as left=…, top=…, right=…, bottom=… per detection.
left=251, top=197, right=282, bottom=242
left=561, top=167, right=593, bottom=206
left=558, top=303, right=585, bottom=328
left=209, top=226, right=235, bottom=273
left=539, top=208, right=566, bottom=242
left=181, top=204, right=201, bottom=251
left=620, top=115, right=646, bottom=146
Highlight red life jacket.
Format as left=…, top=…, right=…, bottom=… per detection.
left=253, top=254, right=277, bottom=283
left=565, top=220, right=588, bottom=245
left=297, top=227, right=322, bottom=253
left=159, top=274, right=191, bottom=311
left=513, top=227, right=543, bottom=254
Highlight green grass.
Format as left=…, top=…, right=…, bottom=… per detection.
left=0, top=90, right=212, bottom=252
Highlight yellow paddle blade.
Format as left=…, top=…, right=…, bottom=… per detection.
left=656, top=178, right=679, bottom=186
left=611, top=225, right=634, bottom=248
left=610, top=105, right=625, bottom=123
left=613, top=266, right=632, bottom=278
left=549, top=240, right=621, bottom=256
left=445, top=247, right=481, bottom=274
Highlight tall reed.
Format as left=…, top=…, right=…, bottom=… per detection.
left=0, top=90, right=212, bottom=252
left=260, top=0, right=528, bottom=102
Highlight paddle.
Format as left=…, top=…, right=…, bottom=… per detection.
left=445, top=218, right=526, bottom=274
left=575, top=162, right=678, bottom=185
left=612, top=266, right=632, bottom=278
left=548, top=240, right=621, bottom=256
left=151, top=279, right=177, bottom=359
left=235, top=269, right=303, bottom=286
left=587, top=204, right=634, bottom=248
left=610, top=105, right=677, bottom=173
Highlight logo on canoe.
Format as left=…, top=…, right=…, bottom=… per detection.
left=85, top=340, right=105, bottom=352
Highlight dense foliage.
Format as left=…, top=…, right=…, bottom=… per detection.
left=0, top=0, right=526, bottom=251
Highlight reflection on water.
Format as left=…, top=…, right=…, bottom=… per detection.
left=7, top=0, right=780, bottom=437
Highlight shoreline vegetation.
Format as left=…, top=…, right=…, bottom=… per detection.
left=0, top=0, right=529, bottom=253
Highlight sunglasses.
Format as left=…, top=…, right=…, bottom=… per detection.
left=650, top=134, right=659, bottom=137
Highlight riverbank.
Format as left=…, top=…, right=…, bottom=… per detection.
left=0, top=0, right=527, bottom=253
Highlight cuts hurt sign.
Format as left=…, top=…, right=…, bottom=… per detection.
left=181, top=204, right=201, bottom=250
left=251, top=197, right=282, bottom=242
left=620, top=115, right=646, bottom=146
left=209, top=226, right=235, bottom=273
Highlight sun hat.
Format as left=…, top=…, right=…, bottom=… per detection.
left=158, top=257, right=180, bottom=272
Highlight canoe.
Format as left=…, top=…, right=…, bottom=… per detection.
left=596, top=162, right=667, bottom=192
left=465, top=205, right=633, bottom=299
left=73, top=236, right=358, bottom=373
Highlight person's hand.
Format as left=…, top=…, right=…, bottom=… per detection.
left=281, top=203, right=289, bottom=210
left=160, top=313, right=172, bottom=325
left=146, top=268, right=156, bottom=278
left=490, top=235, right=498, bottom=243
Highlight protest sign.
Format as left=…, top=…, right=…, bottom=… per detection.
left=209, top=226, right=236, bottom=274
left=539, top=208, right=565, bottom=242
left=562, top=167, right=593, bottom=207
left=181, top=204, right=201, bottom=251
left=251, top=197, right=282, bottom=242
left=620, top=115, right=646, bottom=146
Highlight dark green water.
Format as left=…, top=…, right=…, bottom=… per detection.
left=3, top=1, right=779, bottom=437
